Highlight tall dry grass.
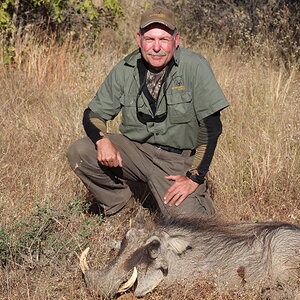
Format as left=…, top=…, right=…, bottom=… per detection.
left=0, top=23, right=299, bottom=300
left=0, top=33, right=127, bottom=299
left=200, top=44, right=300, bottom=222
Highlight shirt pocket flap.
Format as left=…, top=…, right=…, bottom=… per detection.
left=168, top=92, right=194, bottom=123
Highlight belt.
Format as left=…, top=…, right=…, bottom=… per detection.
left=153, top=144, right=196, bottom=156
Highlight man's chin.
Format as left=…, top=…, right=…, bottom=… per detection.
left=148, top=59, right=166, bottom=71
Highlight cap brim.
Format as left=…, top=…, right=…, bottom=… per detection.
left=140, top=20, right=176, bottom=31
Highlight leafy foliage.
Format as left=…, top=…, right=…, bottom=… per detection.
left=0, top=201, right=104, bottom=267
left=0, top=0, right=14, bottom=30
left=0, top=0, right=123, bottom=63
left=0, top=0, right=123, bottom=37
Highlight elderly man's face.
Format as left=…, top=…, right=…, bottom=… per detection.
left=137, top=23, right=180, bottom=71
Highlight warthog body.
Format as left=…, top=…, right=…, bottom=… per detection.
left=80, top=216, right=300, bottom=299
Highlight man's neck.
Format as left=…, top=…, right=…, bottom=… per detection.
left=148, top=65, right=166, bottom=73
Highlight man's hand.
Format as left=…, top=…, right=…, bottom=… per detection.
left=96, top=137, right=122, bottom=167
left=164, top=175, right=199, bottom=207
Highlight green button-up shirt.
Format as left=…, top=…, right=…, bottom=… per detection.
left=89, top=47, right=229, bottom=149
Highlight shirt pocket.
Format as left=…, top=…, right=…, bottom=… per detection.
left=120, top=93, right=147, bottom=126
left=168, top=91, right=194, bottom=124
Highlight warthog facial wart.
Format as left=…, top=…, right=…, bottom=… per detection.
left=80, top=215, right=300, bottom=299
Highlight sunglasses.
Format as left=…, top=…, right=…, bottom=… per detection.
left=136, top=61, right=173, bottom=125
left=136, top=85, right=168, bottom=124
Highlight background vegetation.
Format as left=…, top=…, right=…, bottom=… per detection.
left=0, top=0, right=299, bottom=299
left=163, top=0, right=300, bottom=67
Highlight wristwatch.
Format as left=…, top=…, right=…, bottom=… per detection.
left=186, top=171, right=205, bottom=185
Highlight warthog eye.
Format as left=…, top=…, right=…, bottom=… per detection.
left=147, top=239, right=161, bottom=259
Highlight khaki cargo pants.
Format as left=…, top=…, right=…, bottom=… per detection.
left=67, top=134, right=215, bottom=218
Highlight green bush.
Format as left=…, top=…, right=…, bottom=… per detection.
left=0, top=0, right=123, bottom=40
left=0, top=201, right=104, bottom=267
left=0, top=0, right=124, bottom=63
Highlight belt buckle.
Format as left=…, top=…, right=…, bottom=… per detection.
left=155, top=144, right=169, bottom=152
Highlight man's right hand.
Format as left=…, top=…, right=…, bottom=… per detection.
left=96, top=137, right=123, bottom=167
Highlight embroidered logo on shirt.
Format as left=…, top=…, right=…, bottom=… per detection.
left=171, top=85, right=185, bottom=91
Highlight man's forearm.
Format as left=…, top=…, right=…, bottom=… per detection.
left=82, top=108, right=107, bottom=144
left=188, top=112, right=223, bottom=183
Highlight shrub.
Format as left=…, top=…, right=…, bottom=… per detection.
left=158, top=0, right=300, bottom=67
left=0, top=0, right=123, bottom=63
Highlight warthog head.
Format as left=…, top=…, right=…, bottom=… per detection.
left=80, top=215, right=192, bottom=297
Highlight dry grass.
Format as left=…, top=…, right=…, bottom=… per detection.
left=0, top=15, right=299, bottom=300
left=199, top=44, right=300, bottom=223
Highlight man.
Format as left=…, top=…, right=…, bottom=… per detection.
left=67, top=7, right=229, bottom=218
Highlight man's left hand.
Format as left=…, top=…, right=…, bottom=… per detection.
left=164, top=175, right=199, bottom=207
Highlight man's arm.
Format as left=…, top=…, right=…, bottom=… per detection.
left=83, top=107, right=122, bottom=167
left=187, top=111, right=222, bottom=184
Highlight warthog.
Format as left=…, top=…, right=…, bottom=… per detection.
left=80, top=215, right=300, bottom=299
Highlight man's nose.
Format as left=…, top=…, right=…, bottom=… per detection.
left=153, top=40, right=161, bottom=52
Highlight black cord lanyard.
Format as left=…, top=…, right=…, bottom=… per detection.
left=136, top=59, right=174, bottom=124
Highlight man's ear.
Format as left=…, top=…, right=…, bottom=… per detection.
left=175, top=31, right=180, bottom=48
left=136, top=32, right=142, bottom=48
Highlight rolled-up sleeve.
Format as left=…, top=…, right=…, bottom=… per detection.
left=192, top=58, right=229, bottom=121
left=89, top=63, right=124, bottom=120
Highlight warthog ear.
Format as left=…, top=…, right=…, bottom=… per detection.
left=167, top=235, right=191, bottom=254
left=146, top=236, right=161, bottom=259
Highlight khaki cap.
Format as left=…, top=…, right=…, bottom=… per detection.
left=140, top=7, right=176, bottom=30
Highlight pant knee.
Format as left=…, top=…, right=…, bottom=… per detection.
left=67, top=141, right=80, bottom=169
left=67, top=138, right=95, bottom=169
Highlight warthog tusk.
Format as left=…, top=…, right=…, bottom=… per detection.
left=80, top=247, right=90, bottom=274
left=117, top=267, right=138, bottom=293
